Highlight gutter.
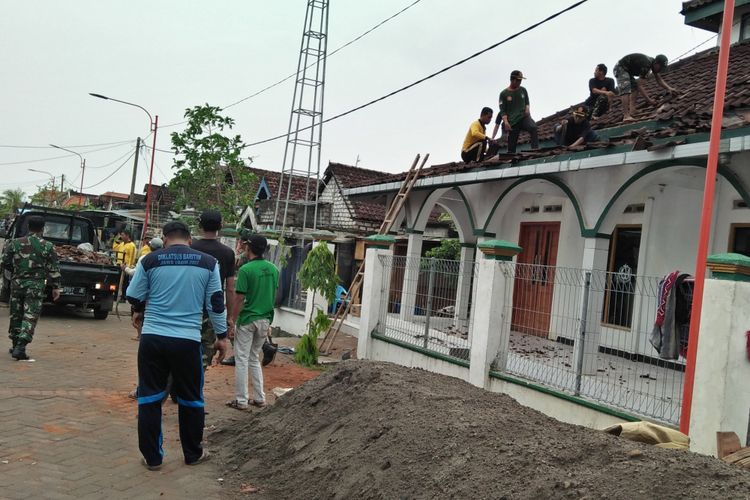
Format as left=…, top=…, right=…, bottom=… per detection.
left=343, top=129, right=750, bottom=197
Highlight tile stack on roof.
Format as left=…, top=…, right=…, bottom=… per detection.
left=348, top=41, right=750, bottom=188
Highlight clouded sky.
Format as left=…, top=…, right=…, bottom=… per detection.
left=1, top=1, right=713, bottom=199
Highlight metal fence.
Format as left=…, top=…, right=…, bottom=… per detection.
left=496, top=263, right=687, bottom=424
left=376, top=255, right=478, bottom=362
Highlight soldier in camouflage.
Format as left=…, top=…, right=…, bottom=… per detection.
left=2, top=216, right=61, bottom=360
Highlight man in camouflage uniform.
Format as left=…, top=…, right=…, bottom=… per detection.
left=2, top=216, right=61, bottom=360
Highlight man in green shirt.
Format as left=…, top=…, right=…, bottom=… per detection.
left=492, top=70, right=539, bottom=154
left=225, top=234, right=278, bottom=410
left=614, top=53, right=679, bottom=122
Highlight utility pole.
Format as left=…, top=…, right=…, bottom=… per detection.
left=60, top=174, right=65, bottom=205
left=130, top=137, right=141, bottom=203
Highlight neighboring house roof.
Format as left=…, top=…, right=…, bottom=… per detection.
left=99, top=191, right=130, bottom=200
left=324, top=162, right=389, bottom=188
left=143, top=184, right=176, bottom=206
left=348, top=41, right=750, bottom=188
left=247, top=166, right=320, bottom=202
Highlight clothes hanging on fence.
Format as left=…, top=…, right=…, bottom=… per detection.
left=649, top=271, right=693, bottom=360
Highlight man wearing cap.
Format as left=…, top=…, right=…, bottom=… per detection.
left=554, top=105, right=600, bottom=148
left=127, top=220, right=227, bottom=470
left=191, top=209, right=236, bottom=369
left=461, top=107, right=501, bottom=163
left=2, top=215, right=61, bottom=360
left=585, top=63, right=617, bottom=119
left=613, top=53, right=679, bottom=122
left=492, top=70, right=539, bottom=154
left=226, top=233, right=278, bottom=410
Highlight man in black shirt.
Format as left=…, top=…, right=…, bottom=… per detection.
left=554, top=106, right=600, bottom=148
left=191, top=210, right=237, bottom=369
left=584, top=63, right=616, bottom=119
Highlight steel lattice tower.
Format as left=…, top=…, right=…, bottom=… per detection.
left=273, top=0, right=330, bottom=233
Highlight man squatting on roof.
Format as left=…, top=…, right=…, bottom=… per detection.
left=127, top=220, right=227, bottom=470
left=461, top=107, right=501, bottom=163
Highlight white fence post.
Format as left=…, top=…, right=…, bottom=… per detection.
left=357, top=235, right=394, bottom=360
left=468, top=240, right=522, bottom=389
left=399, top=232, right=422, bottom=321
left=689, top=253, right=750, bottom=456
left=453, top=243, right=475, bottom=331
left=573, top=237, right=609, bottom=376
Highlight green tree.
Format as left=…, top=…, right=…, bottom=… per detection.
left=425, top=238, right=461, bottom=260
left=1, top=189, right=26, bottom=215
left=29, top=183, right=63, bottom=207
left=170, top=104, right=256, bottom=223
left=294, top=242, right=338, bottom=367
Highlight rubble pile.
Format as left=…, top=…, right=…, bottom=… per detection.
left=56, top=245, right=114, bottom=265
left=211, top=360, right=750, bottom=499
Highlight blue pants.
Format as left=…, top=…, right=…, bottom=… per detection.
left=137, top=334, right=204, bottom=466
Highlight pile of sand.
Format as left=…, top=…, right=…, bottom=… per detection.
left=211, top=361, right=749, bottom=499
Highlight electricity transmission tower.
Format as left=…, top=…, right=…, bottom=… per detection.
left=273, top=0, right=330, bottom=234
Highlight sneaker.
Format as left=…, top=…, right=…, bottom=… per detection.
left=220, top=356, right=235, bottom=366
left=11, top=345, right=29, bottom=361
left=250, top=400, right=267, bottom=408
left=186, top=450, right=210, bottom=466
left=141, top=457, right=162, bottom=471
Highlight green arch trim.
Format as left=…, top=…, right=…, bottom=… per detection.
left=590, top=158, right=750, bottom=234
left=409, top=186, right=476, bottom=234
left=482, top=175, right=586, bottom=235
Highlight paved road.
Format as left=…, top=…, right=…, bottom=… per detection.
left=0, top=305, right=225, bottom=499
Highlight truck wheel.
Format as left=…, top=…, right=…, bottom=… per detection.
left=93, top=309, right=109, bottom=320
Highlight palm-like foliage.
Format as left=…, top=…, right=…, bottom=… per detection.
left=1, top=189, right=25, bottom=215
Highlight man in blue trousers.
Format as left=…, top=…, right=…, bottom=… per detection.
left=127, top=220, right=228, bottom=470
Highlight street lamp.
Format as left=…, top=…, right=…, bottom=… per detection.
left=28, top=168, right=57, bottom=207
left=89, top=93, right=158, bottom=241
left=49, top=144, right=86, bottom=203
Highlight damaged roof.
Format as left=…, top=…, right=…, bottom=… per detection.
left=348, top=40, right=750, bottom=189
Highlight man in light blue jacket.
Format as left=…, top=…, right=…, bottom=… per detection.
left=127, top=220, right=228, bottom=471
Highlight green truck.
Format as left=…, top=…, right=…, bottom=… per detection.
left=0, top=205, right=122, bottom=319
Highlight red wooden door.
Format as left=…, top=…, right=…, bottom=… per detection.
left=511, top=222, right=560, bottom=337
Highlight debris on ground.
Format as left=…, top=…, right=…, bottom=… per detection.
left=56, top=245, right=114, bottom=265
left=211, top=360, right=750, bottom=499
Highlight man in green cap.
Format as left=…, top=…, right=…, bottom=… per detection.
left=614, top=53, right=679, bottom=122
left=2, top=215, right=61, bottom=360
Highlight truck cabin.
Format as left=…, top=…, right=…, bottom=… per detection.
left=11, top=212, right=98, bottom=251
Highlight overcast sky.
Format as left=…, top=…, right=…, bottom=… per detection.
left=1, top=0, right=713, bottom=199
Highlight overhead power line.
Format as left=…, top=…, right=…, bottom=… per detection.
left=245, top=0, right=590, bottom=148
left=159, top=0, right=424, bottom=129
left=0, top=141, right=134, bottom=166
left=83, top=151, right=136, bottom=190
left=0, top=139, right=134, bottom=150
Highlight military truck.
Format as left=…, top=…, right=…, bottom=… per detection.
left=0, top=205, right=122, bottom=319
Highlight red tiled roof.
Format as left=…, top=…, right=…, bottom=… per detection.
left=350, top=41, right=750, bottom=188
left=100, top=191, right=129, bottom=200
left=247, top=166, right=320, bottom=202
left=324, top=162, right=389, bottom=188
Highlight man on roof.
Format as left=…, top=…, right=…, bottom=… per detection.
left=554, top=105, right=600, bottom=148
left=585, top=63, right=616, bottom=119
left=461, top=107, right=500, bottom=163
left=614, top=53, right=679, bottom=122
left=492, top=70, right=539, bottom=154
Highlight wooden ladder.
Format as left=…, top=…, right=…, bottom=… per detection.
left=319, top=153, right=429, bottom=355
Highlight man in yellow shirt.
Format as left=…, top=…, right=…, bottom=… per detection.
left=139, top=237, right=155, bottom=258
left=118, top=230, right=137, bottom=302
left=461, top=107, right=500, bottom=163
